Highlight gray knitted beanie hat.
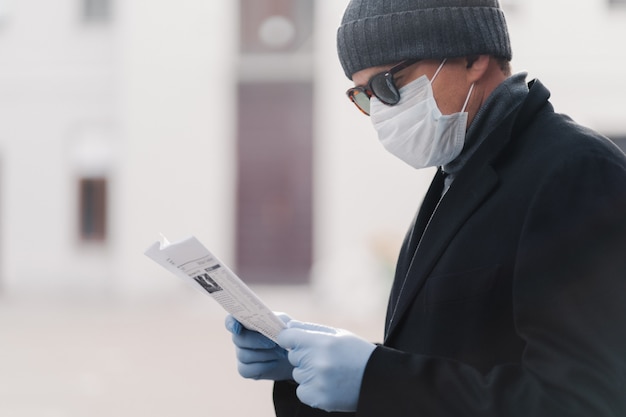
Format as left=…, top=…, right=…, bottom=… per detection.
left=337, top=0, right=512, bottom=79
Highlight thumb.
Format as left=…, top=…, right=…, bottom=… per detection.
left=277, top=325, right=327, bottom=351
left=276, top=326, right=302, bottom=350
left=277, top=321, right=338, bottom=350
left=274, top=311, right=293, bottom=326
left=287, top=320, right=338, bottom=335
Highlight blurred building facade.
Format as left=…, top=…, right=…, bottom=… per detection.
left=0, top=0, right=624, bottom=301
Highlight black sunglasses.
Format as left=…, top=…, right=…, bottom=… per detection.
left=346, top=59, right=419, bottom=116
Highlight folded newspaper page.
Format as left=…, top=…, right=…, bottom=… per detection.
left=145, top=235, right=286, bottom=343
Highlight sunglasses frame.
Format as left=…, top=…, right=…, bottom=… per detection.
left=346, top=59, right=419, bottom=116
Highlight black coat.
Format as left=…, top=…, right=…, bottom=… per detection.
left=273, top=80, right=626, bottom=416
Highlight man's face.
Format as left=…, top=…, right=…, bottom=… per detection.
left=351, top=58, right=473, bottom=117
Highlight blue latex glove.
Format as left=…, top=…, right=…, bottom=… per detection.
left=225, top=313, right=294, bottom=381
left=277, top=320, right=376, bottom=412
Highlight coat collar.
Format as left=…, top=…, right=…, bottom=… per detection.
left=385, top=79, right=551, bottom=341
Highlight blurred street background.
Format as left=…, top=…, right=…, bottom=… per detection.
left=0, top=0, right=625, bottom=416
left=0, top=286, right=386, bottom=417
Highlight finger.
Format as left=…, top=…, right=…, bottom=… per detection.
left=286, top=344, right=305, bottom=367
left=224, top=315, right=242, bottom=335
left=238, top=360, right=278, bottom=380
left=291, top=362, right=307, bottom=384
left=236, top=346, right=285, bottom=364
left=233, top=327, right=277, bottom=349
left=292, top=354, right=318, bottom=383
left=295, top=378, right=323, bottom=410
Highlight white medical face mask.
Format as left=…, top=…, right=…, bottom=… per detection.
left=370, top=60, right=474, bottom=169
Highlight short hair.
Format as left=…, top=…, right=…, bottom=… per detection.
left=466, top=55, right=512, bottom=77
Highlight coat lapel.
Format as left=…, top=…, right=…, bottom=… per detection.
left=385, top=163, right=499, bottom=339
left=384, top=78, right=551, bottom=341
left=385, top=169, right=446, bottom=325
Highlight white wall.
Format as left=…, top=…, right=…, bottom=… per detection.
left=311, top=1, right=436, bottom=313
left=0, top=0, right=239, bottom=298
left=505, top=0, right=626, bottom=134
left=114, top=0, right=238, bottom=297
left=0, top=0, right=624, bottom=301
left=0, top=0, right=118, bottom=296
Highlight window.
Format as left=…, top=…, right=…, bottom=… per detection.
left=240, top=0, right=313, bottom=54
left=79, top=177, right=107, bottom=242
left=83, top=0, right=112, bottom=23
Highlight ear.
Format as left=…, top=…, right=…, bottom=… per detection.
left=466, top=55, right=490, bottom=83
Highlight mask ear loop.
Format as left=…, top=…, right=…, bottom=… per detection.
left=461, top=83, right=475, bottom=113
left=431, top=59, right=474, bottom=113
left=430, top=59, right=447, bottom=84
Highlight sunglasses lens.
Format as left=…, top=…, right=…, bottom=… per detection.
left=370, top=73, right=401, bottom=105
left=350, top=89, right=371, bottom=115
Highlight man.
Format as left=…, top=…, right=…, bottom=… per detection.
left=226, top=0, right=626, bottom=415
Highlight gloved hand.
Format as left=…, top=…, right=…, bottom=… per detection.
left=277, top=320, right=376, bottom=412
left=225, top=313, right=294, bottom=381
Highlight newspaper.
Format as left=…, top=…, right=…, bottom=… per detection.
left=145, top=235, right=286, bottom=343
